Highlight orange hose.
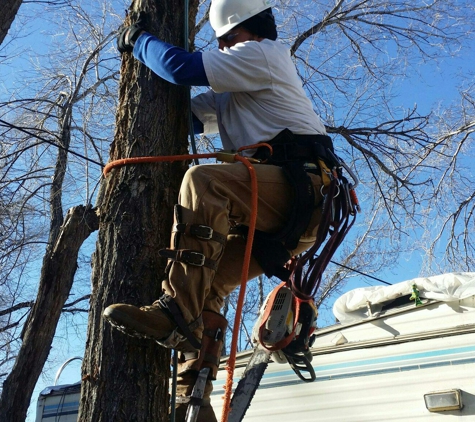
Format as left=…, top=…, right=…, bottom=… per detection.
left=220, top=155, right=258, bottom=422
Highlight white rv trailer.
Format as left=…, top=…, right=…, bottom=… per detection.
left=35, top=383, right=81, bottom=422
left=212, top=272, right=475, bottom=421
left=36, top=273, right=475, bottom=421
left=35, top=357, right=82, bottom=422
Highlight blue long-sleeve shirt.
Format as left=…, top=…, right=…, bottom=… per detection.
left=133, top=33, right=207, bottom=133
left=133, top=33, right=209, bottom=87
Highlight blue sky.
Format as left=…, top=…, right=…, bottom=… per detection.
left=2, top=1, right=474, bottom=421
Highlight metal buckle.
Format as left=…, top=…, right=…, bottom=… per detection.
left=156, top=328, right=185, bottom=349
left=175, top=396, right=191, bottom=404
left=186, top=251, right=206, bottom=266
left=193, top=225, right=213, bottom=240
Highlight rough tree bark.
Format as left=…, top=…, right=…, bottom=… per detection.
left=0, top=205, right=99, bottom=421
left=79, top=0, right=198, bottom=420
left=0, top=0, right=22, bottom=46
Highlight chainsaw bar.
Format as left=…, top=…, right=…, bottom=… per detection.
left=228, top=346, right=272, bottom=422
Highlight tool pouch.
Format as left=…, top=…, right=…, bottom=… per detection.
left=177, top=310, right=228, bottom=380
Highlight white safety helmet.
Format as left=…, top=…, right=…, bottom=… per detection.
left=210, top=0, right=274, bottom=38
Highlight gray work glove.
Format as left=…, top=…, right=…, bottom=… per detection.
left=117, top=12, right=147, bottom=53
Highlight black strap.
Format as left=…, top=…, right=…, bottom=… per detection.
left=242, top=228, right=292, bottom=280
left=280, top=161, right=316, bottom=250
left=238, top=131, right=326, bottom=281
left=252, top=128, right=335, bottom=167
left=243, top=162, right=316, bottom=252
left=158, top=294, right=202, bottom=350
left=173, top=223, right=227, bottom=244
left=159, top=248, right=218, bottom=271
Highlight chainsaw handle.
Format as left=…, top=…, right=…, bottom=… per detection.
left=286, top=354, right=316, bottom=382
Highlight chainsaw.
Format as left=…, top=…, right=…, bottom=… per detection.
left=228, top=282, right=318, bottom=421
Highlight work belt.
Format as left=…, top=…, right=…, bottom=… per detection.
left=252, top=128, right=336, bottom=169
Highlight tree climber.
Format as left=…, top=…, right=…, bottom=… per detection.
left=104, top=0, right=335, bottom=420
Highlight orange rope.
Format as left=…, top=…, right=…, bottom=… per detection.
left=102, top=143, right=273, bottom=177
left=102, top=153, right=219, bottom=177
left=220, top=155, right=258, bottom=422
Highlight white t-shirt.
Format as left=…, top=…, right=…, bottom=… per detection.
left=191, top=39, right=327, bottom=151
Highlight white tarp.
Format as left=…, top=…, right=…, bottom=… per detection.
left=333, top=272, right=475, bottom=324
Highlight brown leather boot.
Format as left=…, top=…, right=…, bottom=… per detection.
left=103, top=296, right=202, bottom=352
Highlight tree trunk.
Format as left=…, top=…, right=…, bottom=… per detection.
left=0, top=205, right=99, bottom=421
left=0, top=0, right=22, bottom=46
left=79, top=1, right=198, bottom=420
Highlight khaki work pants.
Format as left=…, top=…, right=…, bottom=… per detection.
left=162, top=162, right=323, bottom=319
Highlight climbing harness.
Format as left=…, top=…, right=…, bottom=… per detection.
left=251, top=129, right=334, bottom=250
left=242, top=129, right=359, bottom=292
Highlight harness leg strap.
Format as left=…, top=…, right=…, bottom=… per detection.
left=160, top=205, right=227, bottom=271
left=250, top=230, right=292, bottom=281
